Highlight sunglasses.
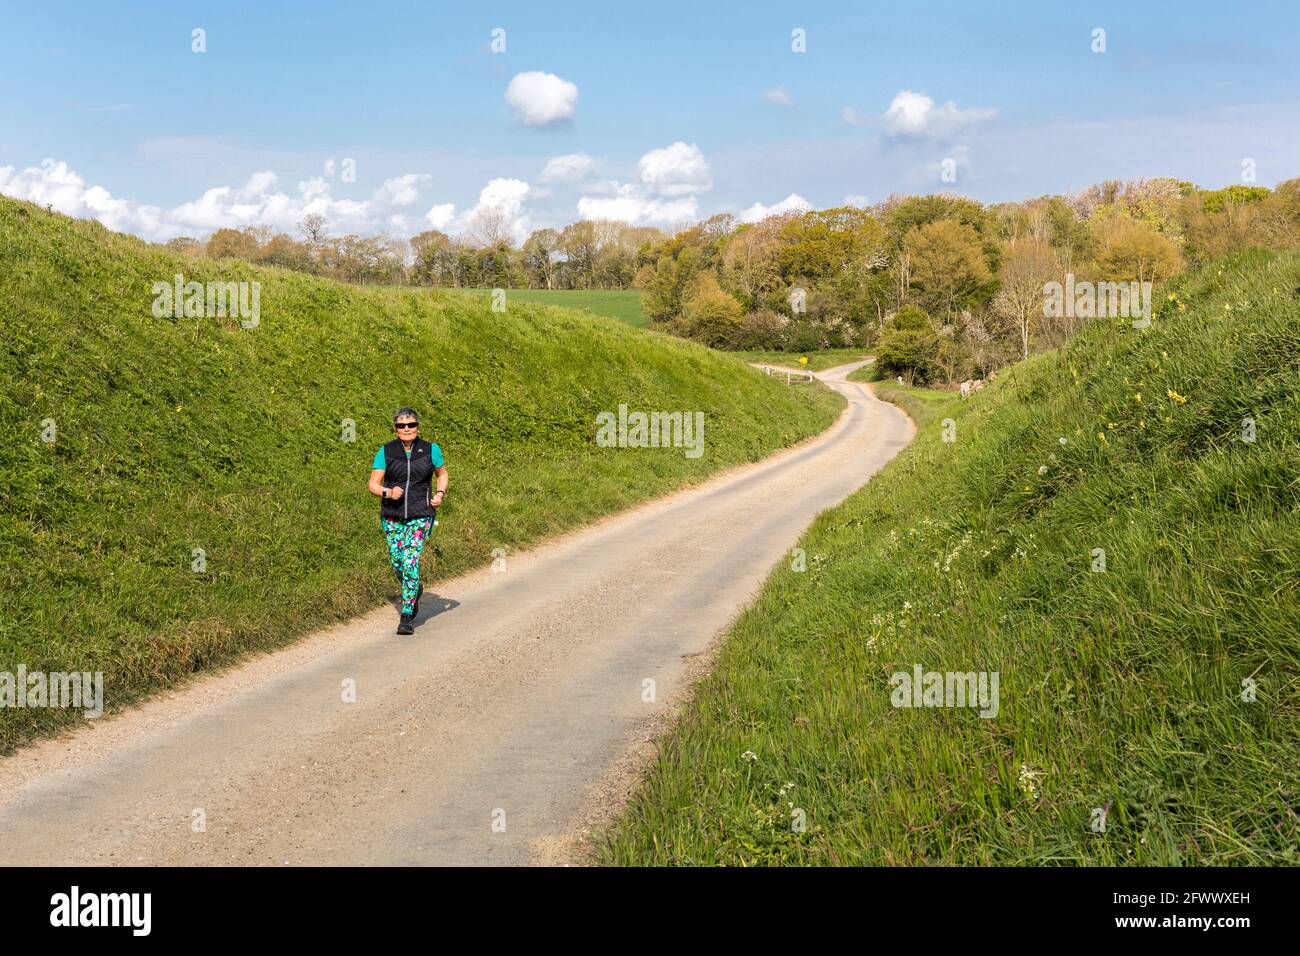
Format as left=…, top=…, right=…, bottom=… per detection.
left=394, top=422, right=419, bottom=430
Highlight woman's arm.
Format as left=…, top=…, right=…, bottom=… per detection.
left=432, top=465, right=449, bottom=504
left=369, top=467, right=392, bottom=498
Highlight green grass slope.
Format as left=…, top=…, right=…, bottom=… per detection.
left=0, top=198, right=842, bottom=753
left=600, top=247, right=1300, bottom=865
left=449, top=288, right=647, bottom=327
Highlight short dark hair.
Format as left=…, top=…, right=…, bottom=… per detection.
left=393, top=407, right=420, bottom=425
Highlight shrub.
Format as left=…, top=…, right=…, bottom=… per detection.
left=733, top=309, right=788, bottom=350
left=875, top=306, right=941, bottom=384
left=679, top=272, right=744, bottom=347
left=784, top=321, right=829, bottom=353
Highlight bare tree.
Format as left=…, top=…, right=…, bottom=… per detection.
left=465, top=207, right=514, bottom=249
left=993, top=237, right=1060, bottom=359
left=297, top=213, right=328, bottom=251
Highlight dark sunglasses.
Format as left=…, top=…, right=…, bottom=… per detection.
left=394, top=421, right=419, bottom=430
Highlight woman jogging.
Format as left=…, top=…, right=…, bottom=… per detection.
left=368, top=407, right=448, bottom=635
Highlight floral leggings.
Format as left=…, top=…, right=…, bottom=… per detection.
left=381, top=516, right=434, bottom=615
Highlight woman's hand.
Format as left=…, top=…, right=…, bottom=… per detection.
left=387, top=485, right=403, bottom=500
left=432, top=491, right=445, bottom=505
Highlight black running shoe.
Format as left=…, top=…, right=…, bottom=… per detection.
left=396, top=614, right=414, bottom=636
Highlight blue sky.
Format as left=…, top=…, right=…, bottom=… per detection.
left=3, top=0, right=1298, bottom=241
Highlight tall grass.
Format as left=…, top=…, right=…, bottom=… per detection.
left=0, top=198, right=842, bottom=753
left=599, top=247, right=1300, bottom=865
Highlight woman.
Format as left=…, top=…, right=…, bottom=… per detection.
left=368, top=408, right=448, bottom=635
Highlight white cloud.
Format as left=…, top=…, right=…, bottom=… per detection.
left=375, top=174, right=432, bottom=207
left=165, top=170, right=378, bottom=235
left=425, top=203, right=456, bottom=230
left=638, top=141, right=712, bottom=197
left=540, top=152, right=596, bottom=183
left=763, top=86, right=795, bottom=108
left=881, top=90, right=995, bottom=138
left=505, top=71, right=578, bottom=127
left=844, top=194, right=870, bottom=207
left=426, top=178, right=533, bottom=244
left=0, top=159, right=167, bottom=237
left=739, top=193, right=810, bottom=223
left=475, top=177, right=530, bottom=215
left=577, top=188, right=698, bottom=225
left=0, top=156, right=498, bottom=242
left=573, top=141, right=713, bottom=225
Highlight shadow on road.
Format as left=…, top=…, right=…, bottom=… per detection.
left=388, top=591, right=461, bottom=623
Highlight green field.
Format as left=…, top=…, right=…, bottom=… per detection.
left=448, top=288, right=647, bottom=327
left=599, top=247, right=1300, bottom=865
left=0, top=198, right=842, bottom=754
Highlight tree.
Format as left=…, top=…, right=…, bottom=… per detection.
left=641, top=244, right=703, bottom=321
left=993, top=237, right=1061, bottom=359
left=297, top=213, right=328, bottom=248
left=522, top=228, right=561, bottom=289
left=560, top=221, right=598, bottom=289
left=677, top=272, right=744, bottom=347
left=1093, top=218, right=1184, bottom=285
left=777, top=207, right=887, bottom=281
left=875, top=306, right=942, bottom=385
left=881, top=193, right=992, bottom=250
left=206, top=228, right=260, bottom=261
left=165, top=237, right=201, bottom=256
left=255, top=233, right=312, bottom=272
left=410, top=229, right=454, bottom=285
left=465, top=207, right=515, bottom=249
left=904, top=219, right=995, bottom=318
left=720, top=218, right=785, bottom=309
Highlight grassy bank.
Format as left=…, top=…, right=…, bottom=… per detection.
left=447, top=287, right=647, bottom=327
left=599, top=247, right=1300, bottom=865
left=0, top=198, right=842, bottom=753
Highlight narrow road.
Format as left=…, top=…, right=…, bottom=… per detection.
left=0, top=362, right=913, bottom=866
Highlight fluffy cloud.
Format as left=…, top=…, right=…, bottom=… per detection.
left=638, top=141, right=712, bottom=197
left=425, top=177, right=532, bottom=244
left=574, top=142, right=713, bottom=225
left=0, top=159, right=167, bottom=237
left=577, top=189, right=698, bottom=225
left=0, top=157, right=528, bottom=243
left=881, top=90, right=995, bottom=138
left=375, top=174, right=432, bottom=207
left=739, top=193, right=810, bottom=223
left=763, top=86, right=795, bottom=108
left=505, top=71, right=578, bottom=126
left=540, top=152, right=596, bottom=183
left=425, top=203, right=456, bottom=230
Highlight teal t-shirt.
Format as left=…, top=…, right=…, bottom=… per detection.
left=373, top=443, right=444, bottom=470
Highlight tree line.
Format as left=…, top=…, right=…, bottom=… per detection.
left=166, top=178, right=1300, bottom=384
